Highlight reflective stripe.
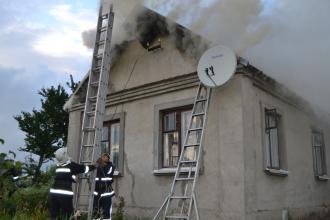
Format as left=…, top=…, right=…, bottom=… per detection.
left=72, top=175, right=76, bottom=181
left=84, top=166, right=89, bottom=173
left=100, top=191, right=115, bottom=197
left=56, top=168, right=71, bottom=173
left=12, top=176, right=19, bottom=180
left=50, top=188, right=74, bottom=195
left=95, top=177, right=100, bottom=181
left=94, top=192, right=98, bottom=196
left=107, top=166, right=113, bottom=174
left=101, top=177, right=113, bottom=181
left=109, top=203, right=112, bottom=220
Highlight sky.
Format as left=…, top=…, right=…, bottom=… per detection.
left=0, top=0, right=330, bottom=163
left=0, top=0, right=98, bottom=162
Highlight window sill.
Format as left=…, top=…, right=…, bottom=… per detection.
left=317, top=175, right=330, bottom=181
left=265, top=168, right=288, bottom=176
left=153, top=167, right=197, bottom=176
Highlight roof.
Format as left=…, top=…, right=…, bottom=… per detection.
left=64, top=5, right=314, bottom=120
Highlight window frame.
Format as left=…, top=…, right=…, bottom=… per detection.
left=311, top=129, right=328, bottom=180
left=260, top=103, right=288, bottom=176
left=264, top=108, right=281, bottom=170
left=161, top=106, right=193, bottom=168
left=102, top=112, right=125, bottom=176
left=153, top=98, right=194, bottom=175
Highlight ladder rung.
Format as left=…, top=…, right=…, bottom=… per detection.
left=170, top=196, right=191, bottom=199
left=88, top=96, right=97, bottom=102
left=77, top=176, right=91, bottom=180
left=86, top=111, right=95, bottom=117
left=83, top=127, right=95, bottom=132
left=97, top=40, right=105, bottom=46
left=192, top=112, right=205, bottom=116
left=196, top=98, right=207, bottom=102
left=180, top=160, right=197, bottom=164
left=93, top=66, right=101, bottom=72
left=82, top=144, right=94, bottom=148
left=80, top=160, right=93, bottom=164
left=165, top=216, right=188, bottom=219
left=99, top=27, right=107, bottom=32
left=95, top=54, right=103, bottom=60
left=90, top=81, right=99, bottom=87
left=188, top=127, right=203, bottom=132
left=184, top=144, right=200, bottom=147
left=176, top=177, right=194, bottom=181
left=76, top=193, right=91, bottom=197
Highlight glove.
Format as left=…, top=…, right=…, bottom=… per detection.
left=89, top=165, right=96, bottom=171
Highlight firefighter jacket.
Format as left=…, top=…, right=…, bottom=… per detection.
left=50, top=161, right=94, bottom=196
left=94, top=161, right=115, bottom=197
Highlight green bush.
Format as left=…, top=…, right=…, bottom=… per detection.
left=0, top=210, right=49, bottom=220
left=1, top=184, right=50, bottom=217
left=113, top=196, right=125, bottom=220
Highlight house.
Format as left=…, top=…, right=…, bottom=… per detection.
left=65, top=7, right=330, bottom=220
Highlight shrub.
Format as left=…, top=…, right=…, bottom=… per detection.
left=113, top=196, right=125, bottom=220
left=1, top=184, right=50, bottom=218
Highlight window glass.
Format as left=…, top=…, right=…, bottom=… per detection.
left=161, top=106, right=192, bottom=167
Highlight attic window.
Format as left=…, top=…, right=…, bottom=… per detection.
left=146, top=38, right=162, bottom=51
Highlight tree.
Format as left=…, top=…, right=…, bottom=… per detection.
left=0, top=139, right=4, bottom=145
left=14, top=85, right=69, bottom=183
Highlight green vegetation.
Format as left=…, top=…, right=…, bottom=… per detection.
left=0, top=76, right=78, bottom=218
left=14, top=84, right=69, bottom=183
left=0, top=161, right=54, bottom=219
left=113, top=196, right=125, bottom=220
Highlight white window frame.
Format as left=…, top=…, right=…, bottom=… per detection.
left=311, top=129, right=328, bottom=180
left=102, top=112, right=125, bottom=176
left=261, top=103, right=288, bottom=176
left=153, top=98, right=194, bottom=175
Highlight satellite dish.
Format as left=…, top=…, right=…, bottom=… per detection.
left=197, top=45, right=237, bottom=88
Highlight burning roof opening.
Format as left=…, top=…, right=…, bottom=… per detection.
left=135, top=10, right=169, bottom=49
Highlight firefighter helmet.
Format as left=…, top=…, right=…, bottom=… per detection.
left=54, top=147, right=70, bottom=164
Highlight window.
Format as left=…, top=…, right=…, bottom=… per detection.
left=263, top=108, right=287, bottom=174
left=102, top=120, right=120, bottom=169
left=101, top=112, right=125, bottom=175
left=312, top=130, right=327, bottom=177
left=161, top=106, right=192, bottom=168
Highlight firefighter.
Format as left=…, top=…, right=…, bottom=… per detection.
left=49, top=147, right=95, bottom=220
left=8, top=166, right=21, bottom=197
left=93, top=153, right=115, bottom=220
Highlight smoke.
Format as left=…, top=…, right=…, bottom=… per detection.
left=82, top=29, right=96, bottom=49
left=145, top=0, right=270, bottom=55
left=81, top=0, right=330, bottom=118
left=244, top=0, right=330, bottom=118
left=81, top=0, right=146, bottom=50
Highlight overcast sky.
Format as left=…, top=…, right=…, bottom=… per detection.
left=0, top=0, right=98, bottom=162
left=0, top=0, right=329, bottom=163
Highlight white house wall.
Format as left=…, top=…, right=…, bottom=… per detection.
left=241, top=75, right=330, bottom=220
left=105, top=75, right=245, bottom=219
left=66, top=34, right=330, bottom=219
left=108, top=37, right=197, bottom=93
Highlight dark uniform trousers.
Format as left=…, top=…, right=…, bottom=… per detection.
left=93, top=161, right=115, bottom=219
left=50, top=194, right=73, bottom=219
left=49, top=162, right=94, bottom=220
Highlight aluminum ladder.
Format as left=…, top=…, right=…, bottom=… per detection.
left=73, top=4, right=114, bottom=220
left=153, top=83, right=211, bottom=220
